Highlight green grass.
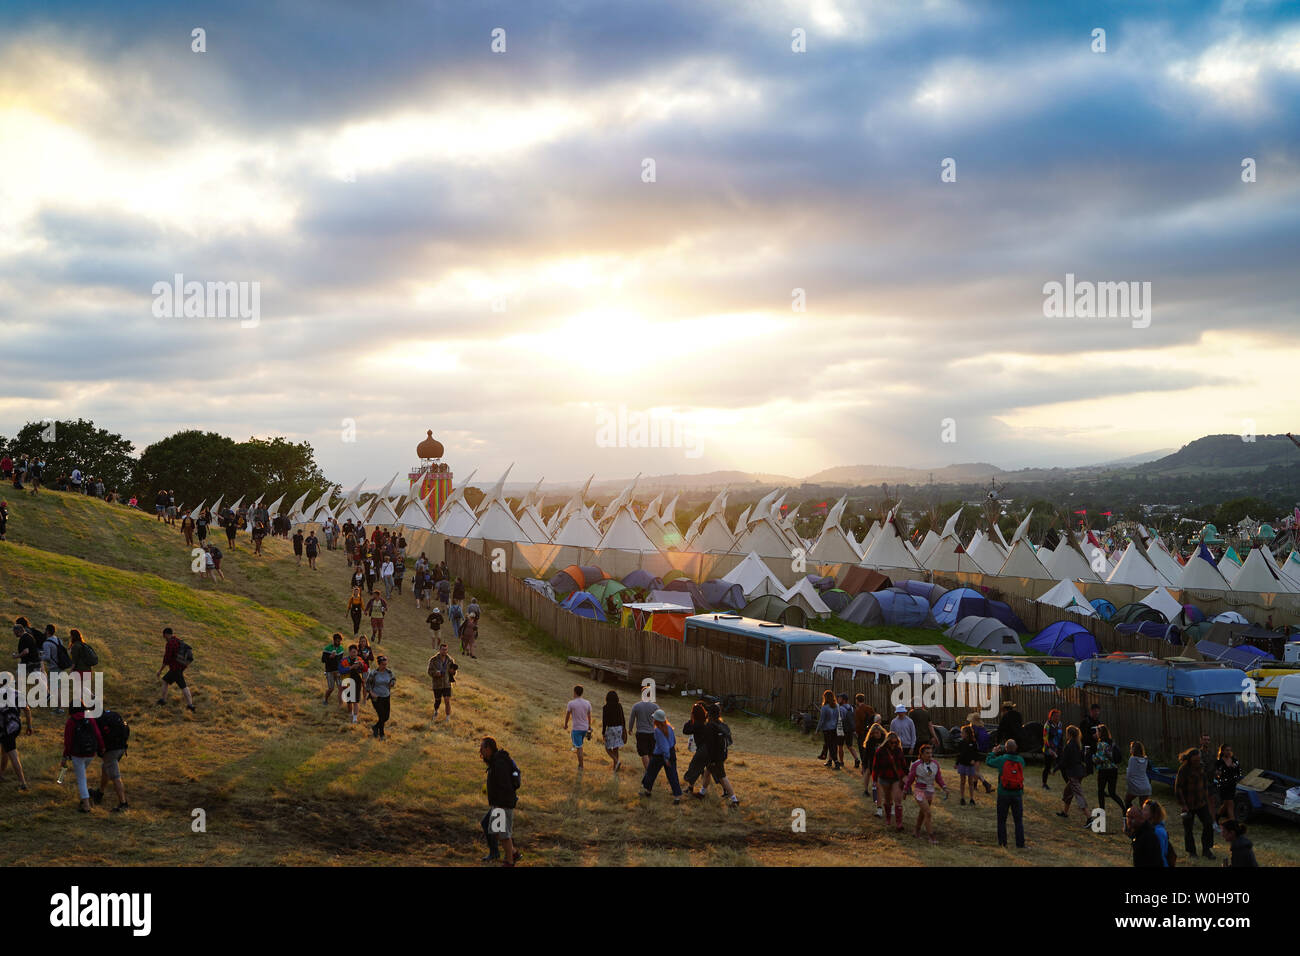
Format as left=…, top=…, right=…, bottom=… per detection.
left=807, top=617, right=983, bottom=657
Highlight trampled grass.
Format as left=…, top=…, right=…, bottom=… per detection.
left=1, top=490, right=1297, bottom=866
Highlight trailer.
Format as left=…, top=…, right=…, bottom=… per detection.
left=1146, top=765, right=1300, bottom=825
left=565, top=656, right=688, bottom=690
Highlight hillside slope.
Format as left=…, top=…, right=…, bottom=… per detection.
left=1, top=492, right=1292, bottom=866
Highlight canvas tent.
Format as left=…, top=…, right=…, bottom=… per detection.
left=721, top=552, right=785, bottom=599
left=781, top=578, right=832, bottom=619
left=1036, top=578, right=1098, bottom=617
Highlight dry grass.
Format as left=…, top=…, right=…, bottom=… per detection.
left=1, top=491, right=1297, bottom=866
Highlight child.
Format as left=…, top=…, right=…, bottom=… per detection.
left=955, top=723, right=982, bottom=806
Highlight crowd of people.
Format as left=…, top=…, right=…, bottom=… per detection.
left=809, top=691, right=1259, bottom=863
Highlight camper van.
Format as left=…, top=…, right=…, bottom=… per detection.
left=683, top=614, right=839, bottom=671
left=955, top=657, right=1055, bottom=691
left=1075, top=658, right=1260, bottom=713
left=956, top=655, right=1077, bottom=689
left=812, top=649, right=938, bottom=684
left=1274, top=673, right=1300, bottom=720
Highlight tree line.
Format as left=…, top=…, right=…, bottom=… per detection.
left=0, top=419, right=336, bottom=512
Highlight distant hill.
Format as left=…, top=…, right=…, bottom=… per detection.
left=802, top=462, right=1006, bottom=486
left=1138, top=434, right=1300, bottom=473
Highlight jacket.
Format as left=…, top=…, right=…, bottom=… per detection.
left=1131, top=822, right=1165, bottom=867
left=1059, top=740, right=1086, bottom=779
left=1175, top=761, right=1208, bottom=811
left=486, top=749, right=519, bottom=809
left=872, top=746, right=907, bottom=783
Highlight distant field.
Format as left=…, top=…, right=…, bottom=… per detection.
left=1, top=491, right=1296, bottom=866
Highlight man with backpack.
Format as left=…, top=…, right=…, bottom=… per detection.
left=703, top=703, right=740, bottom=807
left=985, top=738, right=1027, bottom=849
left=156, top=627, right=196, bottom=712
left=91, top=708, right=130, bottom=812
left=0, top=697, right=32, bottom=791
left=41, top=625, right=72, bottom=713
left=321, top=633, right=346, bottom=705
left=479, top=736, right=522, bottom=866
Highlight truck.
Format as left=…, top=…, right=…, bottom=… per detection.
left=1075, top=657, right=1262, bottom=714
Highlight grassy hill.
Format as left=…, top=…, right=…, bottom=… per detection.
left=2, top=491, right=1296, bottom=866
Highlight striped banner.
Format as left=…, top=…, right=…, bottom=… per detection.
left=420, top=470, right=453, bottom=523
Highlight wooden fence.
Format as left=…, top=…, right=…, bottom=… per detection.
left=447, top=543, right=1300, bottom=776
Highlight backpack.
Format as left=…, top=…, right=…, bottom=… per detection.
left=713, top=722, right=732, bottom=760
left=1000, top=759, right=1025, bottom=791
left=175, top=641, right=195, bottom=667
left=71, top=717, right=99, bottom=757
left=81, top=643, right=99, bottom=667
left=99, top=710, right=129, bottom=751
left=0, top=706, right=21, bottom=738
left=509, top=756, right=522, bottom=791
left=45, top=636, right=73, bottom=670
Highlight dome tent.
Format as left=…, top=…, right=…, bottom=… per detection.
left=933, top=587, right=988, bottom=627
left=944, top=615, right=1025, bottom=653
left=875, top=589, right=935, bottom=628
left=1027, top=621, right=1100, bottom=660
left=741, top=594, right=808, bottom=628
left=838, top=592, right=884, bottom=627
left=561, top=590, right=607, bottom=622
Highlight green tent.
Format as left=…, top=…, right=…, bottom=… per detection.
left=587, top=578, right=629, bottom=609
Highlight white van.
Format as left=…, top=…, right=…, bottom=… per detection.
left=1275, top=673, right=1300, bottom=720
left=812, top=649, right=937, bottom=684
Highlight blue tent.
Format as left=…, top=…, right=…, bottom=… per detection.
left=1027, top=620, right=1100, bottom=660
left=804, top=573, right=836, bottom=591
left=622, top=569, right=664, bottom=591
left=986, top=600, right=1027, bottom=633
left=1196, top=640, right=1272, bottom=669
left=899, top=579, right=949, bottom=606
left=876, top=589, right=934, bottom=628
left=701, top=579, right=745, bottom=611
left=561, top=590, right=607, bottom=622
left=1090, top=598, right=1117, bottom=621
left=933, top=587, right=988, bottom=627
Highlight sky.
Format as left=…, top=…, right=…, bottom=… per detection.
left=1, top=0, right=1297, bottom=489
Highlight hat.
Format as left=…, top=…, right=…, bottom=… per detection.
left=895, top=704, right=907, bottom=713
left=651, top=709, right=667, bottom=722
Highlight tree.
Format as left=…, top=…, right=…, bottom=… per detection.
left=8, top=419, right=135, bottom=491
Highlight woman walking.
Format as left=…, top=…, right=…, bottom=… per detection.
left=639, top=709, right=683, bottom=803
left=1041, top=709, right=1063, bottom=790
left=366, top=590, right=388, bottom=643
left=0, top=699, right=32, bottom=791
left=1056, top=725, right=1091, bottom=826
left=602, top=690, right=627, bottom=772
left=1214, top=744, right=1243, bottom=823
left=817, top=690, right=843, bottom=770
left=955, top=723, right=982, bottom=806
left=1145, top=799, right=1172, bottom=866
left=60, top=706, right=104, bottom=813
left=1124, top=740, right=1152, bottom=810
left=380, top=557, right=395, bottom=599
left=1094, top=724, right=1125, bottom=817
left=681, top=701, right=713, bottom=795
left=861, top=721, right=885, bottom=809
left=347, top=587, right=365, bottom=636
left=366, top=655, right=396, bottom=739
left=872, top=731, right=908, bottom=832
left=462, top=612, right=479, bottom=659
left=904, top=743, right=949, bottom=844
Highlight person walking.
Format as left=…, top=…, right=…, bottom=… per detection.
left=1175, top=748, right=1215, bottom=860
left=682, top=701, right=714, bottom=795
left=889, top=704, right=916, bottom=758
left=321, top=633, right=345, bottom=706
left=364, top=590, right=387, bottom=643
left=817, top=690, right=842, bottom=769
left=89, top=708, right=130, bottom=812
left=60, top=706, right=104, bottom=813
left=853, top=693, right=876, bottom=772
left=452, top=576, right=465, bottom=611
left=1094, top=724, right=1125, bottom=817
left=955, top=723, right=983, bottom=806
left=629, top=694, right=659, bottom=771
left=904, top=743, right=949, bottom=844
left=346, top=587, right=365, bottom=635
left=1127, top=805, right=1164, bottom=867
left=425, top=605, right=444, bottom=648
left=207, top=542, right=225, bottom=581
left=639, top=709, right=683, bottom=803
left=1123, top=740, right=1152, bottom=810
left=861, top=721, right=886, bottom=809
left=996, top=700, right=1023, bottom=748
left=380, top=557, right=394, bottom=599
left=338, top=644, right=366, bottom=724
left=479, top=736, right=522, bottom=866
left=391, top=554, right=404, bottom=594
left=292, top=528, right=305, bottom=565
left=305, top=531, right=320, bottom=570
left=1213, top=744, right=1243, bottom=823
left=0, top=698, right=32, bottom=791
left=872, top=731, right=909, bottom=832
left=1056, top=725, right=1090, bottom=826
left=564, top=685, right=593, bottom=769
left=601, top=690, right=627, bottom=772
left=155, top=627, right=196, bottom=712
left=180, top=510, right=195, bottom=547
left=1146, top=799, right=1174, bottom=866
left=41, top=625, right=70, bottom=713
left=426, top=642, right=456, bottom=723
left=366, top=655, right=395, bottom=739
left=67, top=628, right=98, bottom=708
left=462, top=612, right=479, bottom=659
left=838, top=694, right=858, bottom=768
left=1041, top=709, right=1063, bottom=790
left=702, top=703, right=740, bottom=807
left=985, top=738, right=1027, bottom=849
left=0, top=498, right=7, bottom=541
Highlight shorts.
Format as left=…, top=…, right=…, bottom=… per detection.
left=326, top=671, right=341, bottom=690
left=163, top=669, right=187, bottom=689
left=212, top=558, right=221, bottom=569
left=915, top=789, right=934, bottom=805
left=604, top=727, right=625, bottom=749
left=434, top=687, right=451, bottom=701
left=1, top=730, right=17, bottom=754
left=370, top=618, right=384, bottom=627
left=155, top=505, right=165, bottom=514
left=102, top=748, right=126, bottom=780
left=706, top=761, right=727, bottom=781
left=487, top=806, right=514, bottom=839
left=957, top=763, right=978, bottom=777
left=636, top=732, right=657, bottom=757
left=571, top=730, right=588, bottom=749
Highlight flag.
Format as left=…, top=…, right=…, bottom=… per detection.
left=1073, top=509, right=1087, bottom=515
left=1101, top=511, right=1113, bottom=517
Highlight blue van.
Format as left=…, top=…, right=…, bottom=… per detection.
left=1075, top=657, right=1259, bottom=713
left=683, top=614, right=839, bottom=671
